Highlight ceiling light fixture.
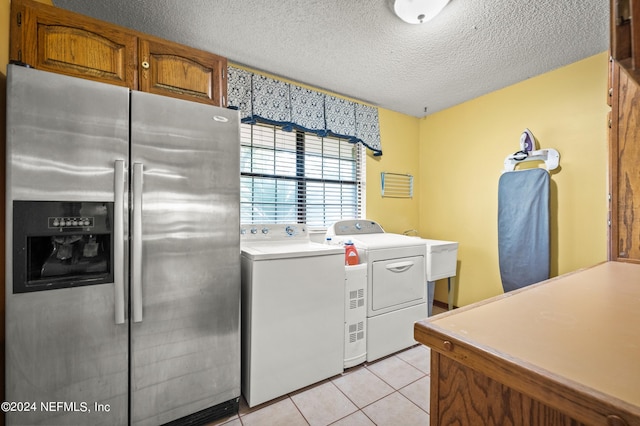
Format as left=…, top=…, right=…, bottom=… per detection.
left=393, top=0, right=451, bottom=24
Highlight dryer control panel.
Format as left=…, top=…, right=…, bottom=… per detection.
left=326, top=220, right=384, bottom=236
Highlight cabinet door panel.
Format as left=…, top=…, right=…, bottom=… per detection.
left=11, top=0, right=137, bottom=88
left=433, top=354, right=587, bottom=426
left=138, top=38, right=227, bottom=106
left=614, top=67, right=640, bottom=261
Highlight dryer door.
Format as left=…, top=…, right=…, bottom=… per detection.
left=371, top=255, right=425, bottom=314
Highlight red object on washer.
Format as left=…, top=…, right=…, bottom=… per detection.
left=345, top=241, right=359, bottom=265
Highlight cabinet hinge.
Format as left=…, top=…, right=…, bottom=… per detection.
left=16, top=11, right=22, bottom=26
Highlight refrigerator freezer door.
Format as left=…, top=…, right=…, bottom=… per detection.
left=129, top=91, right=240, bottom=425
left=5, top=65, right=130, bottom=425
left=6, top=65, right=130, bottom=203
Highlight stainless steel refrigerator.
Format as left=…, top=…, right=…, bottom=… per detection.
left=5, top=63, right=240, bottom=425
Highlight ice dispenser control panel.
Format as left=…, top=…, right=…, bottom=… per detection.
left=49, top=216, right=95, bottom=229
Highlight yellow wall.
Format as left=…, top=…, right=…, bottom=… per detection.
left=366, top=109, right=421, bottom=234
left=419, top=52, right=610, bottom=306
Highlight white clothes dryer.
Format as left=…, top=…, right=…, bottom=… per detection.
left=326, top=220, right=427, bottom=362
left=240, top=224, right=345, bottom=407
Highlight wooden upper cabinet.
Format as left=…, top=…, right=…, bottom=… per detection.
left=10, top=0, right=137, bottom=88
left=609, top=0, right=640, bottom=263
left=9, top=0, right=227, bottom=107
left=138, top=37, right=227, bottom=106
left=609, top=62, right=640, bottom=262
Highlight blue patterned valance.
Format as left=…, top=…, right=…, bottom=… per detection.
left=227, top=66, right=382, bottom=156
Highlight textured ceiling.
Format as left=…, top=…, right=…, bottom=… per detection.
left=52, top=0, right=609, bottom=118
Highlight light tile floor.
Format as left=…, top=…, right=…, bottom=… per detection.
left=210, top=305, right=446, bottom=426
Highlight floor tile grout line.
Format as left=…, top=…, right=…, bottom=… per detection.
left=364, top=356, right=427, bottom=392
left=229, top=345, right=433, bottom=426
left=392, top=389, right=430, bottom=416
left=398, top=385, right=431, bottom=416
left=331, top=368, right=426, bottom=418
left=394, top=347, right=432, bottom=378
left=328, top=348, right=432, bottom=416
left=327, top=372, right=388, bottom=424
left=289, top=380, right=360, bottom=426
left=325, top=390, right=428, bottom=426
left=329, top=374, right=366, bottom=410
left=287, top=395, right=312, bottom=426
left=327, top=406, right=377, bottom=426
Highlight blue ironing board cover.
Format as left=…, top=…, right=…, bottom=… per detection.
left=498, top=168, right=550, bottom=292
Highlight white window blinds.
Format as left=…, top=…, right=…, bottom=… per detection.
left=240, top=123, right=365, bottom=227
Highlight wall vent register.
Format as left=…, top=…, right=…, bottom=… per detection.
left=380, top=172, right=413, bottom=198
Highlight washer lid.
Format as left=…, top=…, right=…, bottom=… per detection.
left=349, top=233, right=428, bottom=250
left=241, top=241, right=343, bottom=260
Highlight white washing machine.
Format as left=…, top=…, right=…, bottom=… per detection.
left=240, top=224, right=345, bottom=407
left=327, top=220, right=428, bottom=362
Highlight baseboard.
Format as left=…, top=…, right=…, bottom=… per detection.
left=162, top=398, right=239, bottom=426
left=433, top=299, right=455, bottom=310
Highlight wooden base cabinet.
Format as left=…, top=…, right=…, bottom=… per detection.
left=416, top=262, right=640, bottom=426
left=10, top=0, right=227, bottom=106
left=430, top=354, right=588, bottom=425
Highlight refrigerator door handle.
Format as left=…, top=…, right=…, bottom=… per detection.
left=114, top=160, right=126, bottom=325
left=132, top=162, right=144, bottom=323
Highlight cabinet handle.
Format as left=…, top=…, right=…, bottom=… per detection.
left=141, top=61, right=150, bottom=69
left=607, top=414, right=628, bottom=426
left=132, top=163, right=144, bottom=323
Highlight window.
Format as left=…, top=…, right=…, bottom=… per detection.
left=240, top=123, right=366, bottom=227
